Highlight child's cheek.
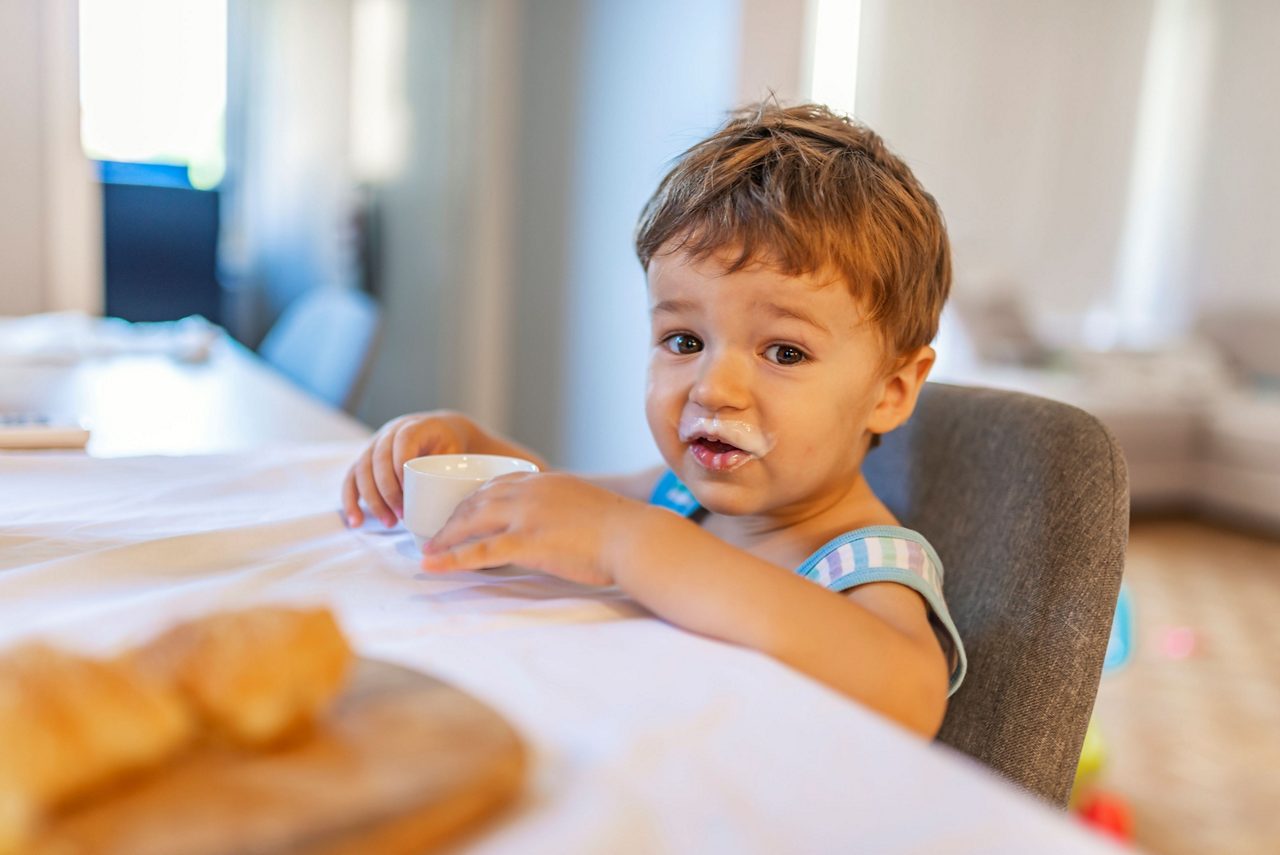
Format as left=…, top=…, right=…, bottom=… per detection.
left=776, top=417, right=830, bottom=463
left=787, top=436, right=818, bottom=462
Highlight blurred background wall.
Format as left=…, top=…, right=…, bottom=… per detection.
left=2, top=0, right=1278, bottom=470
left=352, top=0, right=806, bottom=472
left=0, top=0, right=101, bottom=318
left=1190, top=0, right=1280, bottom=316
left=0, top=0, right=47, bottom=317
left=858, top=0, right=1158, bottom=348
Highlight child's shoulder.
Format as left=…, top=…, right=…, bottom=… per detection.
left=647, top=470, right=929, bottom=565
left=797, top=525, right=944, bottom=587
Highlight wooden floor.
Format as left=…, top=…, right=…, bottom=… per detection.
left=1091, top=518, right=1280, bottom=855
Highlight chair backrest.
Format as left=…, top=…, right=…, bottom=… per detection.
left=259, top=288, right=381, bottom=412
left=863, top=382, right=1129, bottom=807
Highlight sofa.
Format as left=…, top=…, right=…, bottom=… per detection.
left=932, top=307, right=1280, bottom=534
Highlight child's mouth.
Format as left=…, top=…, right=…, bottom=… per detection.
left=690, top=437, right=754, bottom=472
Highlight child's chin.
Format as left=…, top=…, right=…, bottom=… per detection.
left=684, top=480, right=766, bottom=517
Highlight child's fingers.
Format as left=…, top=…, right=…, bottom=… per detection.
left=422, top=533, right=520, bottom=573
left=391, top=427, right=425, bottom=505
left=354, top=453, right=396, bottom=528
left=340, top=468, right=364, bottom=528
left=425, top=498, right=512, bottom=555
left=371, top=429, right=404, bottom=516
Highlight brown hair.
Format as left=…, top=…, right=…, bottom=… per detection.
left=635, top=102, right=951, bottom=364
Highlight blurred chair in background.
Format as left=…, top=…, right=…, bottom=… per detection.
left=864, top=383, right=1129, bottom=807
left=258, top=288, right=381, bottom=414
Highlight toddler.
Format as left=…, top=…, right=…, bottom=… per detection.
left=342, top=102, right=966, bottom=738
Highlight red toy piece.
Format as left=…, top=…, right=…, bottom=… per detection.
left=1078, top=790, right=1134, bottom=843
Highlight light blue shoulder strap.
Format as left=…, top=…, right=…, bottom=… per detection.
left=649, top=470, right=701, bottom=518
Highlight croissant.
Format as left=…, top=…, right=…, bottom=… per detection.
left=0, top=644, right=194, bottom=851
left=0, top=606, right=354, bottom=852
left=127, top=606, right=353, bottom=746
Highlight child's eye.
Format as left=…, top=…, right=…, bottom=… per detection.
left=662, top=333, right=703, bottom=355
left=764, top=344, right=808, bottom=365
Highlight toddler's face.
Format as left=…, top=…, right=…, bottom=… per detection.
left=645, top=249, right=899, bottom=519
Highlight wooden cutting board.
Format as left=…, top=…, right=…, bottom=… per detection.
left=34, top=659, right=527, bottom=855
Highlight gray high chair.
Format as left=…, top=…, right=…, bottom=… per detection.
left=862, top=382, right=1129, bottom=807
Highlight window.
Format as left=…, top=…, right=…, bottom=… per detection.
left=805, top=0, right=862, bottom=117
left=79, top=0, right=227, bottom=189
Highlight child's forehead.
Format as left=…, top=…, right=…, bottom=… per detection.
left=647, top=247, right=865, bottom=310
left=647, top=251, right=889, bottom=352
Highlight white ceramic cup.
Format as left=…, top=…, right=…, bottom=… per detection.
left=402, top=454, right=540, bottom=550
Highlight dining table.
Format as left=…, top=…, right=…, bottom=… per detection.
left=0, top=314, right=1125, bottom=853
left=0, top=312, right=370, bottom=455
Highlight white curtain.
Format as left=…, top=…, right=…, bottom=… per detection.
left=854, top=0, right=1276, bottom=353
left=0, top=0, right=101, bottom=318
left=219, top=0, right=359, bottom=347
left=220, top=0, right=525, bottom=434
left=856, top=0, right=1156, bottom=351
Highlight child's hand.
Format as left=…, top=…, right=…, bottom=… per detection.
left=341, top=412, right=471, bottom=528
left=420, top=472, right=646, bottom=587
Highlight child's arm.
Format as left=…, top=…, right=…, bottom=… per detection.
left=609, top=509, right=951, bottom=737
left=341, top=411, right=663, bottom=526
left=420, top=473, right=950, bottom=737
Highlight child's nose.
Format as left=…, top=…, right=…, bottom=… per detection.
left=690, top=348, right=751, bottom=411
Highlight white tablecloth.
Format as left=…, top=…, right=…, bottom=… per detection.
left=0, top=445, right=1122, bottom=853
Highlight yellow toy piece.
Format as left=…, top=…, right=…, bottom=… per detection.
left=1070, top=717, right=1107, bottom=809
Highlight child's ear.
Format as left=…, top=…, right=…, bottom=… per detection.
left=866, top=346, right=935, bottom=435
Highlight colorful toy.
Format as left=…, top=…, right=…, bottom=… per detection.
left=1070, top=719, right=1107, bottom=806
left=1103, top=584, right=1134, bottom=673
left=1070, top=584, right=1136, bottom=842
left=1158, top=625, right=1197, bottom=659
left=1077, top=791, right=1134, bottom=842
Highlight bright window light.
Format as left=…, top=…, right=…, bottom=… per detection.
left=806, top=0, right=862, bottom=116
left=79, top=0, right=227, bottom=189
left=350, top=0, right=409, bottom=182
left=1110, top=0, right=1213, bottom=350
